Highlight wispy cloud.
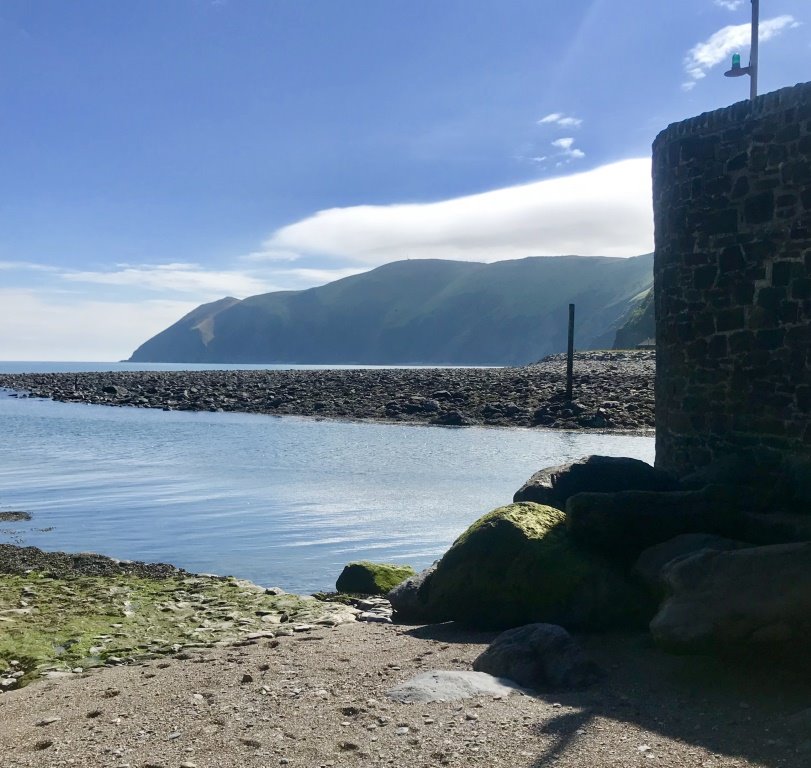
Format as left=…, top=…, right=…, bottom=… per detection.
left=265, top=158, right=653, bottom=264
left=239, top=249, right=301, bottom=264
left=59, top=263, right=278, bottom=298
left=538, top=113, right=583, bottom=128
left=0, top=260, right=59, bottom=273
left=683, top=15, right=798, bottom=85
left=0, top=290, right=199, bottom=361
left=550, top=137, right=586, bottom=161
left=714, top=0, right=744, bottom=10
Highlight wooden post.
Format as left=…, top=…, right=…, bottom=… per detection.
left=566, top=303, right=575, bottom=401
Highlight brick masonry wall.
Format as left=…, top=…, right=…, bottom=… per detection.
left=653, top=82, right=811, bottom=479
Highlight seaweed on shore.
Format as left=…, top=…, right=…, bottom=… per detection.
left=0, top=546, right=357, bottom=690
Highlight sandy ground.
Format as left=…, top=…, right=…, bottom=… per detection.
left=1, top=620, right=809, bottom=768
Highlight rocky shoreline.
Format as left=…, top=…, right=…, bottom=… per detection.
left=1, top=544, right=808, bottom=767
left=0, top=544, right=361, bottom=694
left=0, top=350, right=654, bottom=431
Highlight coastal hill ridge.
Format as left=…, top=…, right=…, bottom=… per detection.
left=128, top=254, right=653, bottom=365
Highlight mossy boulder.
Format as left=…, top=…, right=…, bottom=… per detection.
left=417, top=503, right=649, bottom=630
left=335, top=561, right=415, bottom=596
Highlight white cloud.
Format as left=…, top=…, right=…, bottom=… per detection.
left=265, top=158, right=653, bottom=264
left=538, top=113, right=583, bottom=128
left=59, top=263, right=277, bottom=298
left=714, top=0, right=744, bottom=10
left=0, top=260, right=59, bottom=272
left=240, top=248, right=301, bottom=264
left=549, top=137, right=585, bottom=161
left=0, top=290, right=199, bottom=361
left=684, top=15, right=797, bottom=82
left=551, top=137, right=575, bottom=150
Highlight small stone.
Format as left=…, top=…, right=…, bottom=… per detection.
left=168, top=731, right=182, bottom=740
left=465, top=712, right=479, bottom=721
left=36, top=716, right=61, bottom=726
left=241, top=673, right=254, bottom=684
left=240, top=738, right=261, bottom=748
left=396, top=726, right=409, bottom=735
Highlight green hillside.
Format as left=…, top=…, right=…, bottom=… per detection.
left=129, top=255, right=653, bottom=365
left=612, top=288, right=655, bottom=349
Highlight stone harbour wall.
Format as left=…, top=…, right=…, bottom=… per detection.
left=652, top=81, right=811, bottom=479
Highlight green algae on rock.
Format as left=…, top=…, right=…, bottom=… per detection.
left=417, top=502, right=648, bottom=630
left=336, top=561, right=416, bottom=596
left=0, top=552, right=357, bottom=690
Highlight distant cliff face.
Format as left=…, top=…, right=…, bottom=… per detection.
left=129, top=255, right=653, bottom=365
left=613, top=289, right=655, bottom=349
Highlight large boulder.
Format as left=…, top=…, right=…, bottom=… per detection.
left=472, top=623, right=600, bottom=690
left=634, top=534, right=749, bottom=596
left=387, top=562, right=438, bottom=622
left=679, top=452, right=777, bottom=491
left=565, top=487, right=745, bottom=564
left=416, top=503, right=648, bottom=630
left=335, top=561, right=415, bottom=595
left=650, top=542, right=811, bottom=654
left=513, top=455, right=677, bottom=510
left=739, top=511, right=811, bottom=546
left=680, top=452, right=811, bottom=513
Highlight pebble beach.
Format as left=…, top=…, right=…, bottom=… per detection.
left=0, top=351, right=655, bottom=432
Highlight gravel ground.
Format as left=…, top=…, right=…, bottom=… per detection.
left=0, top=620, right=808, bottom=768
left=0, top=351, right=654, bottom=432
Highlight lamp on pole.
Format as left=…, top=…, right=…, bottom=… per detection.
left=724, top=0, right=759, bottom=100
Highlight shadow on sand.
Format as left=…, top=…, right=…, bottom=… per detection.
left=403, top=623, right=811, bottom=768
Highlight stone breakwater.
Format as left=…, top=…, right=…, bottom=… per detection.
left=0, top=350, right=654, bottom=431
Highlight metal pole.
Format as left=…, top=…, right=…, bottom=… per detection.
left=566, top=303, right=575, bottom=401
left=750, top=0, right=759, bottom=100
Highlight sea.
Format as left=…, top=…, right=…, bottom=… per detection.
left=0, top=362, right=655, bottom=594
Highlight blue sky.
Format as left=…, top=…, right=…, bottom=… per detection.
left=1, top=0, right=808, bottom=359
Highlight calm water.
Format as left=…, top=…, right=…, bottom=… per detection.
left=0, top=369, right=654, bottom=594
